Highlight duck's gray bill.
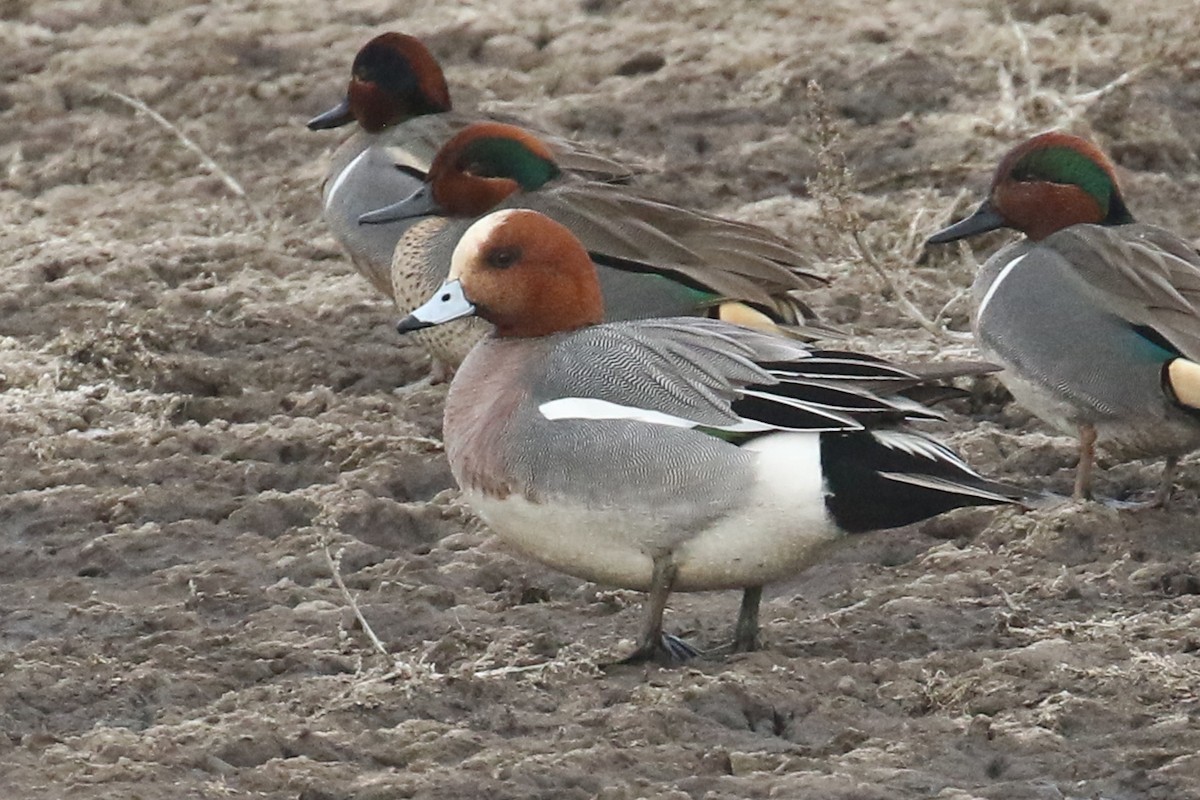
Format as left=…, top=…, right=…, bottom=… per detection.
left=926, top=199, right=1007, bottom=245
left=359, top=183, right=443, bottom=225
left=396, top=280, right=476, bottom=334
left=306, top=97, right=354, bottom=131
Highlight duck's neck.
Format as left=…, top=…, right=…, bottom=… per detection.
left=443, top=337, right=548, bottom=498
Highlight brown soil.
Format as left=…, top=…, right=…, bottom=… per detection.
left=3, top=1, right=1200, bottom=798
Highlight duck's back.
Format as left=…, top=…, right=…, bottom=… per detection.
left=496, top=185, right=809, bottom=321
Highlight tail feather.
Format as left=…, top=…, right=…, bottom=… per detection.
left=821, top=430, right=1028, bottom=534
left=901, top=359, right=1001, bottom=381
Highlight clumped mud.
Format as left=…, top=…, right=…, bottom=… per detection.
left=2, top=1, right=1200, bottom=798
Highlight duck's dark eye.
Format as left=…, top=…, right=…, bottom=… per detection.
left=1012, top=165, right=1037, bottom=183
left=461, top=159, right=496, bottom=178
left=486, top=245, right=521, bottom=269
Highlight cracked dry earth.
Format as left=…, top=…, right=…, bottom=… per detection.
left=4, top=1, right=1200, bottom=798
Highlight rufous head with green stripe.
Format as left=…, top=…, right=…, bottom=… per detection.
left=355, top=122, right=564, bottom=226
left=428, top=122, right=563, bottom=217
left=928, top=131, right=1134, bottom=244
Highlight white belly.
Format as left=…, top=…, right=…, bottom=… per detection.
left=464, top=432, right=840, bottom=592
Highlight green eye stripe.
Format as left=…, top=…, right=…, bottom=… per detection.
left=458, top=137, right=561, bottom=189
left=1012, top=146, right=1115, bottom=210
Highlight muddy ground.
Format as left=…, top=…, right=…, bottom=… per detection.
left=3, top=1, right=1200, bottom=798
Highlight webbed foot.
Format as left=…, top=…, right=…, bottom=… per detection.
left=613, top=633, right=701, bottom=667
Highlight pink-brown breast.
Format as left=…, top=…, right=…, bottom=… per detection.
left=442, top=337, right=540, bottom=500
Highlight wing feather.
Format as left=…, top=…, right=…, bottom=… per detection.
left=533, top=320, right=948, bottom=434
left=1049, top=224, right=1200, bottom=358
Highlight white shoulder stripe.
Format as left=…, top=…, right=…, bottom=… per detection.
left=537, top=397, right=773, bottom=432
left=324, top=148, right=371, bottom=212
left=977, top=253, right=1026, bottom=321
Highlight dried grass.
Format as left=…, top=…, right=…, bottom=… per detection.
left=804, top=81, right=972, bottom=341
left=93, top=86, right=268, bottom=231
left=49, top=318, right=169, bottom=389
left=986, top=16, right=1150, bottom=136
left=309, top=487, right=601, bottom=688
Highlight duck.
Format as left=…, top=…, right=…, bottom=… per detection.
left=307, top=31, right=633, bottom=298
left=926, top=131, right=1200, bottom=505
left=360, top=121, right=831, bottom=371
left=397, top=207, right=1028, bottom=664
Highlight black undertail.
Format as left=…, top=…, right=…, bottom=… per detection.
left=820, top=431, right=1027, bottom=534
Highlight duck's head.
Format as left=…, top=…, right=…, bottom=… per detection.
left=397, top=209, right=603, bottom=339
left=307, top=32, right=451, bottom=133
left=927, top=131, right=1134, bottom=245
left=359, top=122, right=562, bottom=224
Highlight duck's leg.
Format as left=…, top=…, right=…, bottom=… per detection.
left=1153, top=455, right=1179, bottom=508
left=1073, top=424, right=1097, bottom=501
left=619, top=556, right=698, bottom=665
left=732, top=586, right=763, bottom=653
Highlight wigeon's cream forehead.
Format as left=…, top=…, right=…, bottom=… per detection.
left=449, top=209, right=522, bottom=279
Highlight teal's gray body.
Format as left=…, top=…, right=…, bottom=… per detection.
left=972, top=223, right=1200, bottom=460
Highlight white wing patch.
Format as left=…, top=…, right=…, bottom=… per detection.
left=977, top=253, right=1026, bottom=321
left=537, top=397, right=773, bottom=432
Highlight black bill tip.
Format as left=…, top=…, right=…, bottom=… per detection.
left=306, top=97, right=355, bottom=131
left=396, top=314, right=433, bottom=334
left=926, top=200, right=1007, bottom=245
